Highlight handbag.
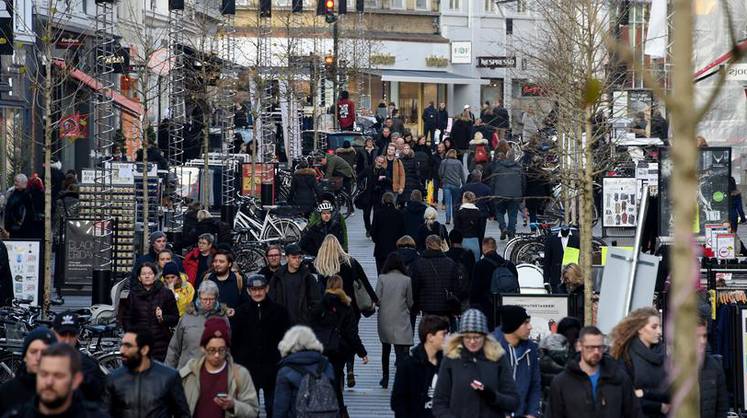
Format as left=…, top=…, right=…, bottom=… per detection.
left=353, top=277, right=375, bottom=317
left=353, top=192, right=369, bottom=210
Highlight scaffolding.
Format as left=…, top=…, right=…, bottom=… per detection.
left=220, top=12, right=237, bottom=219
left=257, top=11, right=275, bottom=163
left=168, top=3, right=186, bottom=227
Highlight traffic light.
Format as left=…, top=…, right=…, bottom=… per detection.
left=324, top=55, right=335, bottom=80
left=323, top=0, right=337, bottom=23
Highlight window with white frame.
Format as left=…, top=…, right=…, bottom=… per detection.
left=448, top=0, right=461, bottom=11
left=483, top=0, right=494, bottom=12
left=365, top=0, right=380, bottom=8
left=415, top=0, right=428, bottom=10
left=390, top=0, right=404, bottom=9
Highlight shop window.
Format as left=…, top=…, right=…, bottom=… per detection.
left=365, top=0, right=380, bottom=8
left=415, top=0, right=428, bottom=10
left=448, top=0, right=460, bottom=11
left=506, top=18, right=513, bottom=35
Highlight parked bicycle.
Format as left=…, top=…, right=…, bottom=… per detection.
left=232, top=194, right=304, bottom=245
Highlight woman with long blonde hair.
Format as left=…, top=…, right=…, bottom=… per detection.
left=310, top=275, right=368, bottom=417
left=561, top=263, right=584, bottom=320
left=313, top=234, right=377, bottom=388
left=609, top=307, right=669, bottom=417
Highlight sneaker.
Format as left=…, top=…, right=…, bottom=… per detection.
left=500, top=230, right=507, bottom=240
left=741, top=219, right=747, bottom=224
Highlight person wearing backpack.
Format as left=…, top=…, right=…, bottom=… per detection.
left=310, top=275, right=369, bottom=417
left=471, top=237, right=518, bottom=329
left=468, top=132, right=490, bottom=172
left=273, top=326, right=337, bottom=418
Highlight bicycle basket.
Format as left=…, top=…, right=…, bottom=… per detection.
left=319, top=177, right=343, bottom=192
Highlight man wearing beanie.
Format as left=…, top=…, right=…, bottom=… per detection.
left=130, top=230, right=182, bottom=281
left=180, top=317, right=259, bottom=417
left=0, top=327, right=56, bottom=412
left=492, top=305, right=541, bottom=418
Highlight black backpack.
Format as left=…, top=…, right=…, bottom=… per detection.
left=289, top=360, right=339, bottom=418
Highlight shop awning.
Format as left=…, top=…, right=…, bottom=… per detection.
left=365, top=69, right=490, bottom=85
left=52, top=58, right=144, bottom=116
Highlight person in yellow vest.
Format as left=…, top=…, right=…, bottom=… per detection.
left=161, top=261, right=195, bottom=317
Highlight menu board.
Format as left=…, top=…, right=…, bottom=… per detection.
left=5, top=240, right=42, bottom=306
left=603, top=177, right=639, bottom=227
left=659, top=147, right=731, bottom=236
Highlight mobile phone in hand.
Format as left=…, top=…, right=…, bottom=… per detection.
left=216, top=393, right=228, bottom=399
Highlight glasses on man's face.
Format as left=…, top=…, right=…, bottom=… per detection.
left=206, top=347, right=227, bottom=356
left=463, top=335, right=485, bottom=342
left=581, top=345, right=606, bottom=352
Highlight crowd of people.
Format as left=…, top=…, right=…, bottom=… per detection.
left=0, top=95, right=730, bottom=418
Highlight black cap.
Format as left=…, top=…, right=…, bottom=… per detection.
left=53, top=311, right=80, bottom=334
left=247, top=274, right=269, bottom=289
left=285, top=243, right=302, bottom=256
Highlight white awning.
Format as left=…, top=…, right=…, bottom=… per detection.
left=366, top=69, right=490, bottom=85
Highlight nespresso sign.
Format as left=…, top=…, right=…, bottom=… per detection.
left=476, top=56, right=516, bottom=69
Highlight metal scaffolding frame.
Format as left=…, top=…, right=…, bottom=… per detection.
left=168, top=5, right=186, bottom=227
left=220, top=13, right=237, bottom=219
left=257, top=12, right=274, bottom=163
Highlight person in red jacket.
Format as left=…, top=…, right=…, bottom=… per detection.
left=182, top=233, right=216, bottom=285
left=337, top=90, right=356, bottom=130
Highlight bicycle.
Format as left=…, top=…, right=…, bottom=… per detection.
left=232, top=195, right=304, bottom=246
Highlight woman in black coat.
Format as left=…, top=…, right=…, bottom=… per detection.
left=288, top=162, right=320, bottom=217
left=453, top=191, right=487, bottom=262
left=415, top=207, right=449, bottom=252
left=562, top=263, right=585, bottom=321
left=610, top=307, right=669, bottom=418
left=356, top=138, right=378, bottom=178
left=118, top=262, right=179, bottom=362
left=449, top=113, right=474, bottom=151
left=361, top=156, right=391, bottom=237
left=398, top=147, right=422, bottom=207
left=311, top=275, right=368, bottom=415
left=371, top=192, right=405, bottom=273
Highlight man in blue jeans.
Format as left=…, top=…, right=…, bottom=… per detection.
left=488, top=151, right=524, bottom=239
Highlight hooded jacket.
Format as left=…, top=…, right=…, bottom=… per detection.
left=548, top=355, right=640, bottom=418
left=492, top=329, right=542, bottom=417
left=395, top=247, right=420, bottom=275
left=273, top=351, right=336, bottom=418
left=288, top=167, right=320, bottom=213
left=165, top=301, right=230, bottom=369
left=391, top=343, right=442, bottom=418
left=489, top=159, right=525, bottom=199
left=335, top=146, right=358, bottom=169
left=104, top=360, right=190, bottom=418
left=432, top=335, right=520, bottom=418
left=179, top=354, right=259, bottom=418
left=268, top=264, right=321, bottom=326
left=118, top=279, right=180, bottom=361
left=230, top=295, right=290, bottom=387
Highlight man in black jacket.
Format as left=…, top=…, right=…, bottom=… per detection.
left=231, top=274, right=290, bottom=418
left=446, top=230, right=475, bottom=303
left=104, top=329, right=190, bottom=418
left=2, top=344, right=108, bottom=418
left=435, top=103, right=449, bottom=146
left=268, top=244, right=321, bottom=325
left=697, top=320, right=728, bottom=418
left=409, top=235, right=462, bottom=322
left=391, top=315, right=450, bottom=418
left=0, top=327, right=57, bottom=413
left=470, top=237, right=518, bottom=329
left=492, top=99, right=510, bottom=140
left=549, top=326, right=639, bottom=418
left=52, top=311, right=105, bottom=404
left=422, top=102, right=437, bottom=143
left=257, top=245, right=283, bottom=283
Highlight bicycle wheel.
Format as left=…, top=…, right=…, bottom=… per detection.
left=234, top=245, right=266, bottom=273
left=262, top=218, right=302, bottom=245
left=514, top=241, right=545, bottom=267
left=502, top=236, right=524, bottom=260
left=336, top=192, right=354, bottom=219
left=0, top=352, right=22, bottom=384
left=95, top=352, right=122, bottom=375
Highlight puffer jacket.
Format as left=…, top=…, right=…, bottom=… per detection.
left=700, top=354, right=728, bottom=418
left=401, top=154, right=422, bottom=196
left=493, top=329, right=542, bottom=417
left=433, top=336, right=520, bottom=418
left=489, top=159, right=524, bottom=199
left=549, top=354, right=640, bottom=418
left=118, top=279, right=179, bottom=361
left=179, top=355, right=259, bottom=417
left=335, top=147, right=358, bottom=170
left=622, top=339, right=669, bottom=418
left=409, top=250, right=462, bottom=315
left=288, top=167, right=320, bottom=214
left=273, top=351, right=335, bottom=418
left=104, top=361, right=190, bottom=418
left=165, top=301, right=230, bottom=369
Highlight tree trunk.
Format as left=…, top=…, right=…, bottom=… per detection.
left=668, top=0, right=699, bottom=416
left=42, top=35, right=53, bottom=316
left=582, top=106, right=594, bottom=325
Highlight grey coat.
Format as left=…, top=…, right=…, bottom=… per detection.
left=439, top=158, right=466, bottom=189
left=376, top=270, right=414, bottom=345
left=165, top=302, right=230, bottom=369
left=490, top=159, right=524, bottom=199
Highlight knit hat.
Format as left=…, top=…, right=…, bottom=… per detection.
left=200, top=317, right=231, bottom=348
left=459, top=309, right=489, bottom=335
left=162, top=261, right=180, bottom=277
left=23, top=326, right=57, bottom=356
left=149, top=231, right=166, bottom=244
left=501, top=305, right=531, bottom=334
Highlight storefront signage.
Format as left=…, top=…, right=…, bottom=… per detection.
left=450, top=41, right=472, bottom=64
left=521, top=83, right=544, bottom=96
left=726, top=64, right=747, bottom=81
left=476, top=56, right=516, bottom=69
left=6, top=240, right=42, bottom=306
left=98, top=47, right=131, bottom=74
left=58, top=112, right=88, bottom=140
left=56, top=36, right=83, bottom=49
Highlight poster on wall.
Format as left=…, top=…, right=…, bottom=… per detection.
left=500, top=294, right=569, bottom=342
left=6, top=240, right=42, bottom=306
left=602, top=177, right=638, bottom=227
left=635, top=161, right=659, bottom=200
left=659, top=147, right=731, bottom=236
